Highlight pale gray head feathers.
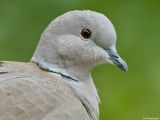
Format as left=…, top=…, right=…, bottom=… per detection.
left=32, top=10, right=127, bottom=79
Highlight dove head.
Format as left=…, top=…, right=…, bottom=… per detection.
left=32, top=10, right=128, bottom=80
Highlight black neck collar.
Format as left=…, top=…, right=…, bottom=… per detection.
left=35, top=62, right=79, bottom=82
left=51, top=71, right=79, bottom=82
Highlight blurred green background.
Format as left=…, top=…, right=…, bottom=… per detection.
left=0, top=0, right=160, bottom=120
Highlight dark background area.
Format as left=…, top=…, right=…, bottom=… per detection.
left=0, top=0, right=160, bottom=120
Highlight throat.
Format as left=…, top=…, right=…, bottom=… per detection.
left=31, top=60, right=100, bottom=120
left=32, top=58, right=93, bottom=82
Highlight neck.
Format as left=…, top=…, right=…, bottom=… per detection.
left=32, top=51, right=91, bottom=82
left=31, top=57, right=100, bottom=120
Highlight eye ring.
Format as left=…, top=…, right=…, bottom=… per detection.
left=80, top=29, right=91, bottom=39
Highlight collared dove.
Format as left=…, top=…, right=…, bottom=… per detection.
left=0, top=10, right=128, bottom=120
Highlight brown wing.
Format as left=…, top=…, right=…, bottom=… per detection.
left=0, top=62, right=89, bottom=120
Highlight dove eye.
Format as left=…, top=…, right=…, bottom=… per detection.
left=80, top=29, right=91, bottom=39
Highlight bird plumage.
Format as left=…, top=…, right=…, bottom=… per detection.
left=0, top=61, right=97, bottom=120
left=0, top=10, right=127, bottom=120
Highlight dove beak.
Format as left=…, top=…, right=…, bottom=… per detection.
left=105, top=49, right=128, bottom=72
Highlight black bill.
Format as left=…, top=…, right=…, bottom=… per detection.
left=105, top=49, right=128, bottom=72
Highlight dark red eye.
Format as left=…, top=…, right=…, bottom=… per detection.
left=80, top=29, right=91, bottom=39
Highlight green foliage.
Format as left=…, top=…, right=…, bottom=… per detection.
left=0, top=0, right=160, bottom=119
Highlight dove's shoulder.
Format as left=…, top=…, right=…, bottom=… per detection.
left=0, top=61, right=89, bottom=120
